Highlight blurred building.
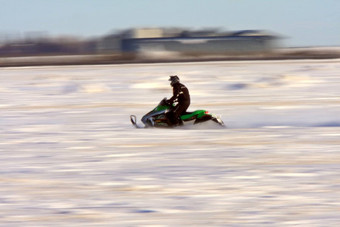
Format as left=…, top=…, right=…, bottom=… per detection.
left=0, top=28, right=280, bottom=58
left=97, top=28, right=164, bottom=53
left=98, top=28, right=280, bottom=56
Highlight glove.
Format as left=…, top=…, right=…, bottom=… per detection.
left=165, top=100, right=172, bottom=106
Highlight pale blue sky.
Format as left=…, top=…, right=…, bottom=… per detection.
left=0, top=0, right=339, bottom=47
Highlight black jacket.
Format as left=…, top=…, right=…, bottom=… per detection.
left=168, top=82, right=190, bottom=105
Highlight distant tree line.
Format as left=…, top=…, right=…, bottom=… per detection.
left=0, top=37, right=97, bottom=57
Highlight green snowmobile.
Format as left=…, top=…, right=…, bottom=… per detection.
left=130, top=98, right=225, bottom=128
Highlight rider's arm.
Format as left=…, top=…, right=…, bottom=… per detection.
left=168, top=86, right=179, bottom=104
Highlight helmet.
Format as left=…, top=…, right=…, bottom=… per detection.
left=169, top=75, right=180, bottom=86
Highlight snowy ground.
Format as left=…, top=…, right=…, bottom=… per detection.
left=1, top=59, right=340, bottom=226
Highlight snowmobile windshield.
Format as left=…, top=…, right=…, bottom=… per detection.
left=153, top=98, right=170, bottom=112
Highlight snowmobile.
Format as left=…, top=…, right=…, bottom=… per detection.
left=130, top=98, right=224, bottom=128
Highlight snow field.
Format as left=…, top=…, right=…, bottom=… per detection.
left=1, top=59, right=340, bottom=226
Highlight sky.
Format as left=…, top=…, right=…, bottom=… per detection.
left=0, top=0, right=339, bottom=47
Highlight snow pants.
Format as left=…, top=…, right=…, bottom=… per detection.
left=167, top=101, right=190, bottom=126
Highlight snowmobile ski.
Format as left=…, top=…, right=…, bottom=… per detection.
left=130, top=115, right=145, bottom=128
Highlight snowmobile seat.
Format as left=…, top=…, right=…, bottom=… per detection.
left=180, top=110, right=207, bottom=121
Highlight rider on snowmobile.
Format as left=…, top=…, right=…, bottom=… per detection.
left=166, top=75, right=191, bottom=126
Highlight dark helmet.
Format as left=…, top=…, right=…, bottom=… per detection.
left=169, top=75, right=180, bottom=86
